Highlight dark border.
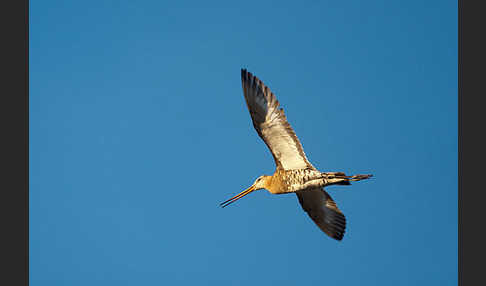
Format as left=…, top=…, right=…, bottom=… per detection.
left=0, top=1, right=29, bottom=285
left=459, top=1, right=484, bottom=285
left=0, top=1, right=474, bottom=285
left=458, top=0, right=462, bottom=283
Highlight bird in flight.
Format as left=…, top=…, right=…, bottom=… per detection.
left=220, top=69, right=372, bottom=241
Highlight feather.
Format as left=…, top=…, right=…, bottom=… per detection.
left=296, top=187, right=346, bottom=240
left=241, top=69, right=314, bottom=170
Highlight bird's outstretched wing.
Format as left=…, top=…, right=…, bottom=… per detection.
left=241, top=69, right=313, bottom=170
left=296, top=187, right=346, bottom=240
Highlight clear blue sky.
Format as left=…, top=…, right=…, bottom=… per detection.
left=30, top=1, right=457, bottom=285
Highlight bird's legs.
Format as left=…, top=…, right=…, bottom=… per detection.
left=322, top=172, right=373, bottom=186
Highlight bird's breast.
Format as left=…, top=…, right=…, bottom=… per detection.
left=269, top=169, right=323, bottom=194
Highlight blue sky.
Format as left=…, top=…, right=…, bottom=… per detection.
left=30, top=1, right=457, bottom=285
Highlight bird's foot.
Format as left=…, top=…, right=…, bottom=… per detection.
left=348, top=174, right=373, bottom=181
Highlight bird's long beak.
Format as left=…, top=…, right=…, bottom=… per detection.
left=220, top=185, right=256, bottom=208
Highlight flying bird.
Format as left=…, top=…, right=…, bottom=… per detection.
left=220, top=69, right=372, bottom=241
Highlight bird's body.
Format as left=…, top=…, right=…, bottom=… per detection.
left=259, top=169, right=364, bottom=195
left=264, top=169, right=326, bottom=194
left=220, top=69, right=372, bottom=241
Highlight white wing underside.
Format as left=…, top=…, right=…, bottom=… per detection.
left=241, top=69, right=314, bottom=170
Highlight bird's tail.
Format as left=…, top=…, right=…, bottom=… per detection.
left=322, top=172, right=373, bottom=186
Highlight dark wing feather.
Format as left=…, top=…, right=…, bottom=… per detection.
left=241, top=69, right=313, bottom=170
left=296, top=187, right=346, bottom=240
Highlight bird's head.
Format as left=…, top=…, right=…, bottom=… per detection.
left=220, top=175, right=270, bottom=208
left=253, top=175, right=268, bottom=190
